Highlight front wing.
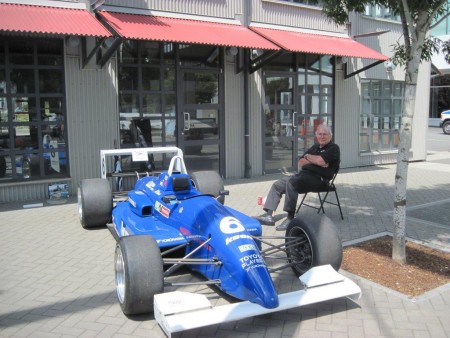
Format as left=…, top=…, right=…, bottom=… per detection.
left=154, top=265, right=361, bottom=337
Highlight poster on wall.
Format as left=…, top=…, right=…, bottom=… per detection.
left=49, top=140, right=60, bottom=172
left=48, top=182, right=69, bottom=204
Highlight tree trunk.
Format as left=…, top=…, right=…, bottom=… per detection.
left=392, top=58, right=420, bottom=264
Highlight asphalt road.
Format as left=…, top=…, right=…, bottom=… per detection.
left=427, top=126, right=450, bottom=152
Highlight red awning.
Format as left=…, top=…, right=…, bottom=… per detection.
left=250, top=26, right=388, bottom=60
left=0, top=3, right=111, bottom=37
left=98, top=11, right=280, bottom=50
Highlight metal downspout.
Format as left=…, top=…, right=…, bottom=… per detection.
left=244, top=49, right=251, bottom=178
left=243, top=1, right=251, bottom=178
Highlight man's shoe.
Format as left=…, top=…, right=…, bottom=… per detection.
left=276, top=218, right=292, bottom=231
left=253, top=213, right=275, bottom=226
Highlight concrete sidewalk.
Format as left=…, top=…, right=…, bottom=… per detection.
left=0, top=151, right=449, bottom=337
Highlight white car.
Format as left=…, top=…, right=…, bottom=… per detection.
left=440, top=110, right=450, bottom=134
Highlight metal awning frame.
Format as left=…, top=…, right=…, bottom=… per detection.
left=80, top=35, right=122, bottom=68
left=343, top=59, right=385, bottom=79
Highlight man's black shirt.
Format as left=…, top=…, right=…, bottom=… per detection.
left=301, top=142, right=340, bottom=180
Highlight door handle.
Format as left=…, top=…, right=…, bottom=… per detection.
left=183, top=112, right=191, bottom=131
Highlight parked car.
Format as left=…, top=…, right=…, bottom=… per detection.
left=77, top=146, right=361, bottom=336
left=440, top=110, right=450, bottom=134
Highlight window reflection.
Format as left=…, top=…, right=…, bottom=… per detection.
left=360, top=79, right=404, bottom=152
left=0, top=38, right=67, bottom=181
left=118, top=40, right=176, bottom=153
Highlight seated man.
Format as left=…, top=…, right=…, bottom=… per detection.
left=254, top=124, right=340, bottom=231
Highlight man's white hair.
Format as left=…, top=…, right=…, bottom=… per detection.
left=317, top=124, right=333, bottom=137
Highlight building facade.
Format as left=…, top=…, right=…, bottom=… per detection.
left=0, top=0, right=430, bottom=203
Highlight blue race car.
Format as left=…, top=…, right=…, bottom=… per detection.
left=77, top=147, right=359, bottom=335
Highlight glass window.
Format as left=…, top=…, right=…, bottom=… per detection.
left=278, top=0, right=323, bottom=7
left=364, top=4, right=400, bottom=21
left=142, top=67, right=160, bottom=91
left=39, top=69, right=63, bottom=93
left=38, top=40, right=63, bottom=66
left=10, top=69, right=35, bottom=93
left=183, top=72, right=219, bottom=104
left=0, top=38, right=67, bottom=181
left=118, top=40, right=177, bottom=151
left=179, top=44, right=221, bottom=68
left=360, top=79, right=404, bottom=153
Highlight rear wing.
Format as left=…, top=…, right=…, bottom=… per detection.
left=100, top=147, right=184, bottom=179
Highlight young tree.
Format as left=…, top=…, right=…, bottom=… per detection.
left=319, top=0, right=447, bottom=263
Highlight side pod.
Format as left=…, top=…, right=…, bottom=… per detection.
left=154, top=265, right=361, bottom=337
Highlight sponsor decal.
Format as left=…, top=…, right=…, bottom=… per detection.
left=128, top=197, right=136, bottom=208
left=180, top=227, right=189, bottom=235
left=220, top=216, right=253, bottom=245
left=146, top=180, right=156, bottom=189
left=154, top=189, right=161, bottom=196
left=225, top=234, right=252, bottom=245
left=220, top=217, right=245, bottom=234
left=157, top=237, right=184, bottom=244
left=240, top=253, right=265, bottom=272
left=238, top=244, right=256, bottom=252
left=155, top=201, right=170, bottom=218
left=179, top=206, right=184, bottom=213
left=246, top=228, right=259, bottom=233
left=161, top=175, right=169, bottom=187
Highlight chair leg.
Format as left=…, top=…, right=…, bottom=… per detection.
left=334, top=190, right=344, bottom=220
left=317, top=192, right=329, bottom=214
left=296, top=193, right=308, bottom=214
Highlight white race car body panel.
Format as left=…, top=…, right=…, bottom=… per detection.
left=154, top=265, right=361, bottom=337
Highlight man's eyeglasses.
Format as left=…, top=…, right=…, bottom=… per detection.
left=316, top=133, right=329, bottom=137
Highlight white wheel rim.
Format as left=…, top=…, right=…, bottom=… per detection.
left=77, top=188, right=83, bottom=221
left=115, top=246, right=126, bottom=304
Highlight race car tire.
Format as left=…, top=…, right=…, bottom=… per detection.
left=78, top=178, right=112, bottom=229
left=443, top=121, right=450, bottom=134
left=190, top=170, right=225, bottom=205
left=115, top=235, right=164, bottom=315
left=285, top=214, right=342, bottom=277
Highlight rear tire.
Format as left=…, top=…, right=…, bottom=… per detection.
left=285, top=214, right=342, bottom=276
left=115, top=235, right=164, bottom=315
left=78, top=178, right=112, bottom=228
left=443, top=121, right=450, bottom=134
left=190, top=170, right=225, bottom=204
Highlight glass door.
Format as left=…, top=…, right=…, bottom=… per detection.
left=178, top=69, right=222, bottom=173
left=263, top=74, right=298, bottom=173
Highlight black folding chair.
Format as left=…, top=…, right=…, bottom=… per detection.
left=295, top=168, right=344, bottom=220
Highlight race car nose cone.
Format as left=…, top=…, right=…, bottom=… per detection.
left=254, top=292, right=279, bottom=309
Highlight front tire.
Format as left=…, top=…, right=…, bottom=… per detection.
left=285, top=215, right=342, bottom=276
left=78, top=178, right=112, bottom=228
left=115, top=235, right=164, bottom=315
left=190, top=170, right=225, bottom=204
left=443, top=121, right=450, bottom=134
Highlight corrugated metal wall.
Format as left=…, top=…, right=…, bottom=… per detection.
left=224, top=59, right=245, bottom=178
left=0, top=180, right=54, bottom=203
left=251, top=0, right=342, bottom=32
left=65, top=53, right=119, bottom=195
left=104, top=0, right=242, bottom=20
left=223, top=57, right=265, bottom=178
left=248, top=71, right=264, bottom=176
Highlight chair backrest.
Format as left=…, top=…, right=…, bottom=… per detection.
left=327, top=166, right=340, bottom=188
